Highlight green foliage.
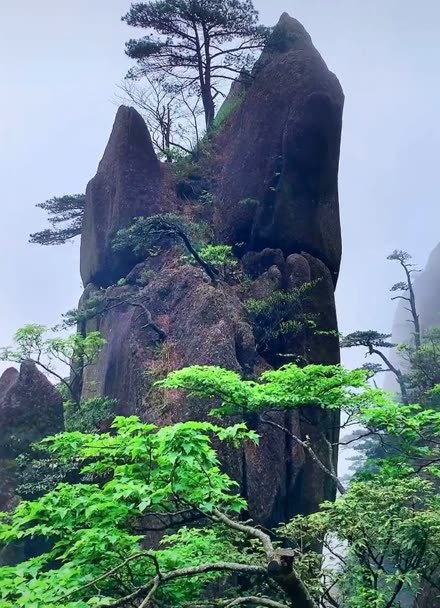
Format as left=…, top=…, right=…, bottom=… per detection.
left=281, top=472, right=440, bottom=608
left=159, top=363, right=384, bottom=418
left=0, top=417, right=258, bottom=607
left=112, top=213, right=209, bottom=259
left=341, top=330, right=396, bottom=350
left=0, top=325, right=105, bottom=370
left=198, top=245, right=237, bottom=268
left=183, top=244, right=238, bottom=279
left=400, top=327, right=440, bottom=403
left=16, top=451, right=80, bottom=500
left=245, top=281, right=319, bottom=352
left=29, top=194, right=85, bottom=246
left=139, top=268, right=157, bottom=286
left=3, top=361, right=440, bottom=606
left=61, top=294, right=107, bottom=329
left=0, top=325, right=106, bottom=402
left=198, top=190, right=215, bottom=206
left=65, top=398, right=117, bottom=433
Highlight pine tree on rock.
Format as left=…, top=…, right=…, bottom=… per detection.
left=29, top=194, right=85, bottom=246
left=122, top=0, right=270, bottom=129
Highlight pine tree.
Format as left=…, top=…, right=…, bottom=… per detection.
left=29, top=194, right=85, bottom=246
left=122, top=0, right=269, bottom=129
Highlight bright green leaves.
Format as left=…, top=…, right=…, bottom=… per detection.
left=182, top=244, right=238, bottom=278
left=46, top=331, right=106, bottom=367
left=0, top=325, right=106, bottom=403
left=0, top=325, right=105, bottom=369
left=159, top=363, right=383, bottom=417
left=0, top=416, right=258, bottom=606
left=4, top=362, right=440, bottom=606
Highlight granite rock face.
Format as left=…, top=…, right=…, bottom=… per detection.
left=0, top=360, right=63, bottom=460
left=79, top=267, right=303, bottom=525
left=0, top=361, right=63, bottom=564
left=214, top=13, right=344, bottom=283
left=76, top=13, right=344, bottom=526
left=80, top=106, right=164, bottom=287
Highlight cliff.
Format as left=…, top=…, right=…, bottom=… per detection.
left=77, top=13, right=344, bottom=526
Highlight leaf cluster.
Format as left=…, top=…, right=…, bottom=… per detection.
left=0, top=416, right=259, bottom=607
left=65, top=397, right=118, bottom=433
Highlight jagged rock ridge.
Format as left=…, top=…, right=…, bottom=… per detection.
left=78, top=13, right=344, bottom=527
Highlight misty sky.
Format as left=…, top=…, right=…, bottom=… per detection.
left=1, top=0, right=440, bottom=377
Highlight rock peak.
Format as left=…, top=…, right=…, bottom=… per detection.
left=0, top=367, right=19, bottom=397
left=80, top=104, right=163, bottom=287
left=265, top=12, right=312, bottom=54
left=99, top=105, right=156, bottom=170
left=214, top=15, right=343, bottom=282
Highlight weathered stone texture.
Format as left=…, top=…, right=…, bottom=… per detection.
left=214, top=13, right=344, bottom=283
left=80, top=106, right=163, bottom=287
left=0, top=361, right=63, bottom=564
left=0, top=360, right=63, bottom=459
left=79, top=266, right=304, bottom=525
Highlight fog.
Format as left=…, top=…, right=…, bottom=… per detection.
left=1, top=0, right=440, bottom=377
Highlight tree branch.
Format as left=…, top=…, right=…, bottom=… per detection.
left=110, top=563, right=266, bottom=607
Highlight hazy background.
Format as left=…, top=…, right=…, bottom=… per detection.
left=1, top=0, right=439, bottom=377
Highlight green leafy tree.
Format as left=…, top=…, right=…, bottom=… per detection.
left=3, top=365, right=440, bottom=606
left=0, top=325, right=105, bottom=404
left=122, top=0, right=270, bottom=128
left=341, top=250, right=423, bottom=405
left=65, top=397, right=118, bottom=433
left=281, top=473, right=440, bottom=608
left=404, top=328, right=440, bottom=405
left=0, top=417, right=298, bottom=608
left=29, top=194, right=85, bottom=246
left=160, top=363, right=396, bottom=496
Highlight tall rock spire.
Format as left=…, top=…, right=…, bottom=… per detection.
left=80, top=106, right=163, bottom=287
left=214, top=12, right=344, bottom=283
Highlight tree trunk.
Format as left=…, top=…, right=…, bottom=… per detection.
left=202, top=85, right=215, bottom=129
